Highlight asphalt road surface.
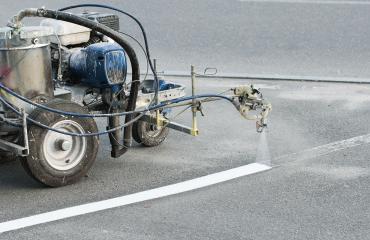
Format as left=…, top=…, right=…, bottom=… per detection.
left=2, top=0, right=370, bottom=78
left=1, top=0, right=370, bottom=239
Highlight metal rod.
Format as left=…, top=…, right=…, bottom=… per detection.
left=157, top=95, right=240, bottom=110
left=154, top=59, right=161, bottom=127
left=154, top=58, right=157, bottom=73
left=21, top=108, right=29, bottom=155
left=140, top=114, right=194, bottom=135
left=190, top=66, right=199, bottom=136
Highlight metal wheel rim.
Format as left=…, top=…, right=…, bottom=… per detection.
left=43, top=120, right=86, bottom=171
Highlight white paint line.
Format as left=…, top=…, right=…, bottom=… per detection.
left=0, top=163, right=271, bottom=234
left=239, top=0, right=370, bottom=5
left=273, top=133, right=370, bottom=165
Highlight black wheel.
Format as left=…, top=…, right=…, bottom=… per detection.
left=19, top=99, right=99, bottom=187
left=132, top=120, right=169, bottom=147
left=0, top=134, right=18, bottom=163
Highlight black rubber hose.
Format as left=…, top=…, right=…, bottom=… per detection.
left=41, top=10, right=140, bottom=152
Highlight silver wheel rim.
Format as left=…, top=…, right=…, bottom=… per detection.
left=43, top=120, right=86, bottom=171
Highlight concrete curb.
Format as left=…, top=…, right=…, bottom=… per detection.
left=132, top=71, right=370, bottom=84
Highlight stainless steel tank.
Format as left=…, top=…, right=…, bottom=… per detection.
left=0, top=26, right=53, bottom=112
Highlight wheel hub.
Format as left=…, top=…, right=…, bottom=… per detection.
left=55, top=139, right=71, bottom=151
left=148, top=124, right=161, bottom=137
left=43, top=120, right=86, bottom=171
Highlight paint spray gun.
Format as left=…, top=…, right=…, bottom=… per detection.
left=231, top=85, right=271, bottom=133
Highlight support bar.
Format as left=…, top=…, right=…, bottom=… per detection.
left=140, top=114, right=195, bottom=136
left=190, top=65, right=199, bottom=136
left=0, top=108, right=29, bottom=156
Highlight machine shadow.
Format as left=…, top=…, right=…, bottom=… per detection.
left=0, top=160, right=46, bottom=188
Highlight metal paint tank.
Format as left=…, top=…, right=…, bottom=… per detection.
left=0, top=26, right=54, bottom=111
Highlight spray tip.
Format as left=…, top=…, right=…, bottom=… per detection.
left=256, top=120, right=268, bottom=133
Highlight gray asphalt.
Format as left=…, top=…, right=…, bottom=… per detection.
left=1, top=0, right=370, bottom=239
left=2, top=0, right=370, bottom=78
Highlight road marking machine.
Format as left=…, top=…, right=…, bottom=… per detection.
left=0, top=4, right=271, bottom=187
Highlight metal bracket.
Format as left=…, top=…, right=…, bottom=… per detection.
left=140, top=114, right=199, bottom=136
left=21, top=108, right=29, bottom=155
left=193, top=101, right=205, bottom=116
left=0, top=108, right=29, bottom=156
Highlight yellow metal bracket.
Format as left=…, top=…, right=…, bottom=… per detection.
left=190, top=129, right=199, bottom=136
left=190, top=65, right=199, bottom=136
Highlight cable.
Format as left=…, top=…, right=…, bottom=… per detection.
left=84, top=93, right=100, bottom=106
left=124, top=80, right=142, bottom=88
left=0, top=84, right=233, bottom=117
left=109, top=89, right=230, bottom=147
left=106, top=88, right=233, bottom=146
left=200, top=88, right=233, bottom=104
left=109, top=105, right=192, bottom=149
left=117, top=31, right=149, bottom=83
left=135, top=105, right=192, bottom=147
left=41, top=8, right=144, bottom=151
left=0, top=6, right=235, bottom=138
left=40, top=6, right=160, bottom=153
left=0, top=90, right=235, bottom=137
left=0, top=96, right=135, bottom=137
left=106, top=85, right=146, bottom=147
left=58, top=4, right=160, bottom=111
left=106, top=31, right=155, bottom=147
left=0, top=115, right=22, bottom=127
left=136, top=89, right=234, bottom=146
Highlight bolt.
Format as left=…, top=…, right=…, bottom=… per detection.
left=152, top=125, right=162, bottom=131
left=56, top=139, right=71, bottom=151
left=32, top=38, right=39, bottom=44
left=61, top=141, right=71, bottom=151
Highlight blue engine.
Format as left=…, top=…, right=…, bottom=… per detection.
left=69, top=42, right=127, bottom=88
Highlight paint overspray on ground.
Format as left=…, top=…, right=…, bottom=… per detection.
left=255, top=129, right=271, bottom=167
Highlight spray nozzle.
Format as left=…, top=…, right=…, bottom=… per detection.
left=256, top=118, right=268, bottom=133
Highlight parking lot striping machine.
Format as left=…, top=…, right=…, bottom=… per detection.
left=0, top=4, right=271, bottom=187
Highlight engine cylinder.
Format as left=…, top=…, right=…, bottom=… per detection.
left=0, top=26, right=54, bottom=111
left=69, top=42, right=127, bottom=88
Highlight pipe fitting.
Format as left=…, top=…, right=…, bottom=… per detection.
left=7, top=8, right=40, bottom=29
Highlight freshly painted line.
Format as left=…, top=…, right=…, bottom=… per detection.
left=3, top=133, right=368, bottom=233
left=0, top=163, right=271, bottom=234
left=273, top=133, right=370, bottom=165
left=239, top=0, right=370, bottom=5
left=131, top=71, right=370, bottom=84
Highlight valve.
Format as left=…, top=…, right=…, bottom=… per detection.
left=197, top=102, right=205, bottom=116
left=192, top=101, right=205, bottom=116
left=251, top=85, right=260, bottom=95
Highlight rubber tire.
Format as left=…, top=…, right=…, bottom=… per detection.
left=132, top=120, right=169, bottom=147
left=19, top=99, right=99, bottom=187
